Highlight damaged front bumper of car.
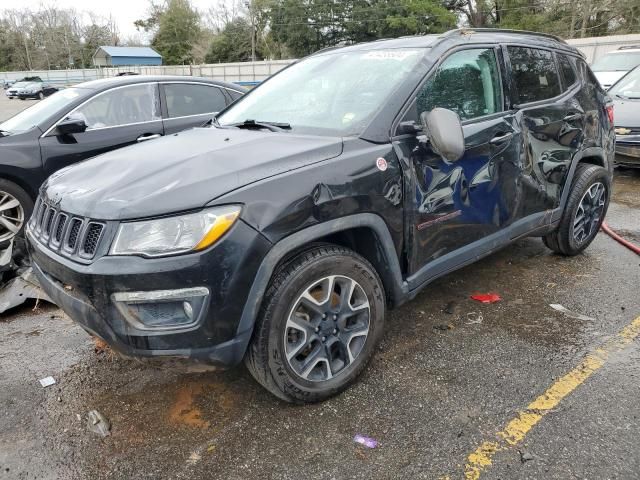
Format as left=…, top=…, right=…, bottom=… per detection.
left=26, top=218, right=271, bottom=366
left=615, top=132, right=640, bottom=166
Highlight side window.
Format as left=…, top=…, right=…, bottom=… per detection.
left=164, top=84, right=227, bottom=118
left=558, top=54, right=577, bottom=89
left=75, top=84, right=160, bottom=130
left=411, top=48, right=503, bottom=122
left=507, top=47, right=561, bottom=104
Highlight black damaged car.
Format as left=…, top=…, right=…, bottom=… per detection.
left=28, top=29, right=614, bottom=403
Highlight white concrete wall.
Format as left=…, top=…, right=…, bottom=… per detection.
left=0, top=59, right=296, bottom=87
left=566, top=34, right=640, bottom=64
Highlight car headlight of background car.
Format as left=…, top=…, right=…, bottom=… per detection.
left=110, top=205, right=241, bottom=257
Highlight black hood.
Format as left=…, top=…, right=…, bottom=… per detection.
left=613, top=98, right=640, bottom=128
left=43, top=127, right=343, bottom=220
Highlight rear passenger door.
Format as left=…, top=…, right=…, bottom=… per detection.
left=505, top=46, right=582, bottom=217
left=160, top=83, right=230, bottom=134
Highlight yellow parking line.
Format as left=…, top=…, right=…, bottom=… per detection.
left=456, top=314, right=640, bottom=480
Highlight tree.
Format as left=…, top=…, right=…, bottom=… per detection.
left=136, top=0, right=201, bottom=64
left=205, top=17, right=256, bottom=62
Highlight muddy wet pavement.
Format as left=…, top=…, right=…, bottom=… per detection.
left=1, top=168, right=640, bottom=480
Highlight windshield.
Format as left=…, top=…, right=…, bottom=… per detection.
left=592, top=52, right=640, bottom=72
left=0, top=88, right=84, bottom=134
left=609, top=67, right=640, bottom=98
left=218, top=49, right=425, bottom=136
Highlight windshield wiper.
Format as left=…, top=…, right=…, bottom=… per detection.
left=231, top=119, right=291, bottom=132
left=614, top=94, right=627, bottom=99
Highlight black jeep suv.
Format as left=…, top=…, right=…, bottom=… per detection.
left=28, top=29, right=614, bottom=403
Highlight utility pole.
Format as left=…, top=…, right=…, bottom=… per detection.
left=245, top=0, right=256, bottom=62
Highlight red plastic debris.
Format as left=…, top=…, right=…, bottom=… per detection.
left=470, top=293, right=502, bottom=304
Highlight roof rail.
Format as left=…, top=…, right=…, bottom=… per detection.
left=444, top=28, right=566, bottom=44
left=618, top=45, right=640, bottom=50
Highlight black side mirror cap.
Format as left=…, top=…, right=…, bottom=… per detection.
left=53, top=116, right=87, bottom=136
left=420, top=108, right=465, bottom=162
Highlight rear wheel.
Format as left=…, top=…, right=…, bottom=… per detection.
left=37, top=91, right=44, bottom=100
left=0, top=180, right=33, bottom=247
left=543, top=163, right=610, bottom=256
left=245, top=245, right=385, bottom=403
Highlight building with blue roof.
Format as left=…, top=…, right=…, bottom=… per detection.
left=92, top=46, right=163, bottom=67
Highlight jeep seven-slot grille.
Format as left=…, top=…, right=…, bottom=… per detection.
left=29, top=197, right=106, bottom=261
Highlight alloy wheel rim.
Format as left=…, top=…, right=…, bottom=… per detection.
left=284, top=275, right=371, bottom=382
left=573, top=182, right=606, bottom=245
left=0, top=190, right=24, bottom=243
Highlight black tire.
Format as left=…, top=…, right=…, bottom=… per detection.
left=37, top=92, right=44, bottom=100
left=19, top=97, right=25, bottom=101
left=0, top=179, right=34, bottom=247
left=543, top=163, right=610, bottom=256
left=245, top=244, right=386, bottom=403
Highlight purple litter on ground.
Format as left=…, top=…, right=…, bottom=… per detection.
left=354, top=434, right=378, bottom=448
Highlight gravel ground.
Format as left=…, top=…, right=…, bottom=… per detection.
left=1, top=93, right=640, bottom=479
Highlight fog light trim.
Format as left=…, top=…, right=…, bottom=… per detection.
left=112, top=287, right=209, bottom=303
left=112, top=287, right=209, bottom=332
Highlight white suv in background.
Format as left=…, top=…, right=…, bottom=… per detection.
left=591, top=46, right=640, bottom=89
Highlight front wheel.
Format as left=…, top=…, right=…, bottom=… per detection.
left=543, top=163, right=610, bottom=256
left=0, top=179, right=33, bottom=247
left=245, top=245, right=386, bottom=403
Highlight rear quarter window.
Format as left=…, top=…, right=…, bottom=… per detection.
left=507, top=46, right=561, bottom=104
left=227, top=90, right=243, bottom=101
left=577, top=59, right=604, bottom=94
left=164, top=84, right=227, bottom=118
left=558, top=54, right=578, bottom=89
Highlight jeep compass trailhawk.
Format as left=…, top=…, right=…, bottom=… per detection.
left=28, top=29, right=614, bottom=403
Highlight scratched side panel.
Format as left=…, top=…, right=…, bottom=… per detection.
left=516, top=102, right=581, bottom=218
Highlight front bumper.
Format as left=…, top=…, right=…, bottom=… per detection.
left=28, top=219, right=271, bottom=366
left=615, top=136, right=640, bottom=166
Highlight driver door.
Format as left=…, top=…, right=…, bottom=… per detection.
left=393, top=47, right=522, bottom=276
left=39, top=83, right=164, bottom=177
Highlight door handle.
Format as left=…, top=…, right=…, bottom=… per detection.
left=137, top=134, right=161, bottom=142
left=563, top=113, right=582, bottom=122
left=489, top=132, right=513, bottom=145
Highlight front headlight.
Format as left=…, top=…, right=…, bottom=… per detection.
left=110, top=205, right=241, bottom=257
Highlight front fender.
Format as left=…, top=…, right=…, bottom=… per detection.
left=235, top=213, right=408, bottom=336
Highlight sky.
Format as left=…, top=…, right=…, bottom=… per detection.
left=13, top=0, right=221, bottom=40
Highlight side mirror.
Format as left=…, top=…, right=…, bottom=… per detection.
left=420, top=108, right=465, bottom=162
left=54, top=115, right=87, bottom=136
